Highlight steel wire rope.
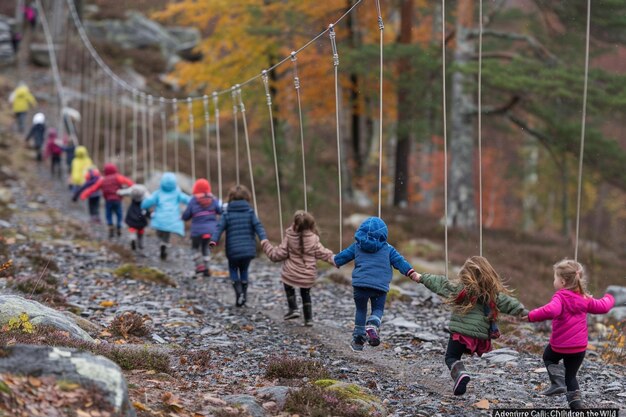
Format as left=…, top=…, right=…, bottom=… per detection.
left=132, top=89, right=138, bottom=179
left=232, top=88, right=240, bottom=185
left=478, top=0, right=484, bottom=256
left=261, top=70, right=283, bottom=234
left=290, top=52, right=308, bottom=212
left=160, top=97, right=167, bottom=172
left=574, top=0, right=591, bottom=262
left=329, top=24, right=343, bottom=251
left=213, top=93, right=223, bottom=202
left=110, top=79, right=117, bottom=165
left=173, top=99, right=180, bottom=175
left=203, top=95, right=211, bottom=183
left=442, top=0, right=449, bottom=278
left=148, top=95, right=155, bottom=179
left=120, top=90, right=127, bottom=173
left=375, top=0, right=384, bottom=218
left=141, top=92, right=149, bottom=180
left=188, top=98, right=197, bottom=183
left=237, top=88, right=258, bottom=215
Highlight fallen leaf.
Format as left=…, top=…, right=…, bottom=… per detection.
left=99, top=300, right=116, bottom=308
left=132, top=401, right=149, bottom=411
left=27, top=376, right=41, bottom=387
left=99, top=330, right=112, bottom=338
left=76, top=410, right=90, bottom=417
left=473, top=399, right=489, bottom=410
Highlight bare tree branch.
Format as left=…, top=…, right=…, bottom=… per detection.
left=469, top=51, right=519, bottom=60
left=469, top=95, right=521, bottom=115
left=507, top=113, right=563, bottom=169
left=468, top=29, right=559, bottom=63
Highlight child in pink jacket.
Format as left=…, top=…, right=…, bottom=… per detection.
left=527, top=259, right=615, bottom=410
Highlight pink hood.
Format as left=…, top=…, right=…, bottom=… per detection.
left=529, top=289, right=614, bottom=353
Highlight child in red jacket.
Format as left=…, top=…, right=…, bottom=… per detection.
left=44, top=129, right=63, bottom=178
left=526, top=259, right=615, bottom=410
left=81, top=163, right=133, bottom=238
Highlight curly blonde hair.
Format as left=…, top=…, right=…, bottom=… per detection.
left=448, top=256, right=511, bottom=315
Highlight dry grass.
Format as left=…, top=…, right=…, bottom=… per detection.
left=284, top=385, right=369, bottom=417
left=9, top=273, right=66, bottom=306
left=265, top=357, right=329, bottom=381
left=114, top=263, right=176, bottom=287
left=108, top=311, right=152, bottom=339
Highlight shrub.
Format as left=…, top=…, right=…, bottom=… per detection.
left=114, top=264, right=176, bottom=287
left=600, top=321, right=626, bottom=364
left=10, top=274, right=66, bottom=306
left=265, top=357, right=329, bottom=380
left=109, top=311, right=152, bottom=339
left=284, top=385, right=368, bottom=417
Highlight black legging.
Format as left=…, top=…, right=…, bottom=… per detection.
left=543, top=344, right=586, bottom=391
left=283, top=283, right=311, bottom=305
left=191, top=236, right=210, bottom=256
left=444, top=336, right=469, bottom=369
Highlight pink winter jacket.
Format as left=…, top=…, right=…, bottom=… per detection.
left=261, top=227, right=334, bottom=289
left=528, top=289, right=615, bottom=353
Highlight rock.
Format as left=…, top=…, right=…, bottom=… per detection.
left=0, top=295, right=94, bottom=342
left=257, top=386, right=290, bottom=410
left=414, top=332, right=440, bottom=342
left=61, top=310, right=104, bottom=336
left=607, top=306, right=626, bottom=321
left=0, top=187, right=12, bottom=203
left=0, top=219, right=11, bottom=228
left=388, top=317, right=421, bottom=329
left=0, top=344, right=135, bottom=416
left=203, top=394, right=228, bottom=406
left=224, top=394, right=266, bottom=417
left=606, top=286, right=626, bottom=306
left=0, top=17, right=16, bottom=66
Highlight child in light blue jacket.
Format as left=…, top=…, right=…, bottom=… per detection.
left=141, top=172, right=190, bottom=260
left=334, top=217, right=418, bottom=352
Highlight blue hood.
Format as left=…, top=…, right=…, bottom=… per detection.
left=160, top=172, right=178, bottom=192
left=355, top=217, right=388, bottom=253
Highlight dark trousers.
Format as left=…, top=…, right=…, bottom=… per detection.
left=15, top=112, right=26, bottom=133
left=352, top=286, right=386, bottom=338
left=51, top=155, right=62, bottom=177
left=228, top=258, right=251, bottom=283
left=105, top=200, right=123, bottom=227
left=88, top=196, right=100, bottom=220
left=157, top=230, right=171, bottom=245
left=191, top=236, right=210, bottom=256
left=284, top=283, right=311, bottom=305
left=445, top=336, right=469, bottom=369
left=543, top=344, right=585, bottom=391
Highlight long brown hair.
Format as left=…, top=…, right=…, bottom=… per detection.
left=448, top=256, right=511, bottom=315
left=554, top=259, right=588, bottom=295
left=227, top=184, right=251, bottom=202
left=292, top=210, right=318, bottom=255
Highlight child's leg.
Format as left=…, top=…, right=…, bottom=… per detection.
left=129, top=228, right=137, bottom=250
left=104, top=201, right=113, bottom=226
left=541, top=344, right=567, bottom=396
left=157, top=231, right=170, bottom=259
left=228, top=258, right=244, bottom=306
left=352, top=287, right=369, bottom=342
left=364, top=289, right=386, bottom=346
left=301, top=287, right=312, bottom=326
left=445, top=336, right=467, bottom=369
left=113, top=202, right=123, bottom=234
left=239, top=258, right=252, bottom=305
left=88, top=196, right=100, bottom=223
left=562, top=351, right=585, bottom=392
left=283, top=283, right=299, bottom=319
left=445, top=336, right=471, bottom=395
left=136, top=228, right=144, bottom=249
left=201, top=236, right=211, bottom=276
left=191, top=236, right=204, bottom=276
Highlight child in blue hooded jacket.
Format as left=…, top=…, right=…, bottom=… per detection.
left=141, top=172, right=190, bottom=260
left=334, top=217, right=418, bottom=352
left=210, top=185, right=267, bottom=307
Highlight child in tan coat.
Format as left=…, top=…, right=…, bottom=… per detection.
left=261, top=211, right=335, bottom=326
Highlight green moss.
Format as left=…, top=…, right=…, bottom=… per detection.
left=114, top=264, right=176, bottom=287
left=314, top=379, right=338, bottom=388
left=0, top=381, right=11, bottom=395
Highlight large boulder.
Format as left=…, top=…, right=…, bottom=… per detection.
left=0, top=344, right=135, bottom=416
left=0, top=295, right=94, bottom=342
left=606, top=286, right=626, bottom=321
left=0, top=16, right=16, bottom=66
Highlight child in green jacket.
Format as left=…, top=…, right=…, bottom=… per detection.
left=411, top=256, right=527, bottom=396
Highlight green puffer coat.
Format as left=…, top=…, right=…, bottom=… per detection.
left=421, top=274, right=526, bottom=340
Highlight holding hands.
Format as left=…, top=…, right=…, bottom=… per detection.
left=409, top=271, right=421, bottom=283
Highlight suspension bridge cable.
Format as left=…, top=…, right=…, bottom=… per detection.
left=148, top=95, right=155, bottom=179
left=188, top=97, right=196, bottom=183
left=442, top=0, right=449, bottom=278
left=290, top=52, right=308, bottom=212
left=375, top=0, right=384, bottom=219
left=173, top=99, right=180, bottom=175
left=120, top=90, right=127, bottom=173
left=262, top=70, right=283, bottom=234
left=574, top=0, right=591, bottom=262
left=237, top=88, right=258, bottom=215
left=160, top=97, right=167, bottom=172
left=213, top=93, right=223, bottom=202
left=330, top=24, right=343, bottom=251
left=141, top=92, right=149, bottom=180
left=478, top=0, right=484, bottom=256
left=232, top=87, right=240, bottom=185
left=103, top=77, right=111, bottom=163
left=110, top=79, right=118, bottom=164
left=132, top=89, right=138, bottom=179
left=203, top=95, right=211, bottom=183
left=93, top=72, right=102, bottom=165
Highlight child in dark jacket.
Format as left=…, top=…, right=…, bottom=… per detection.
left=117, top=184, right=150, bottom=251
left=80, top=163, right=134, bottom=238
left=44, top=128, right=63, bottom=178
left=411, top=256, right=527, bottom=396
left=334, top=217, right=418, bottom=352
left=210, top=185, right=266, bottom=307
left=25, top=112, right=46, bottom=161
left=526, top=259, right=615, bottom=410
left=182, top=179, right=222, bottom=277
left=72, top=167, right=101, bottom=223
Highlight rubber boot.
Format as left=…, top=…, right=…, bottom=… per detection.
left=193, top=254, right=205, bottom=278
left=130, top=238, right=136, bottom=251
left=233, top=282, right=243, bottom=307
left=541, top=364, right=566, bottom=396
left=284, top=294, right=300, bottom=320
left=203, top=256, right=211, bottom=277
left=303, top=303, right=313, bottom=327
left=160, top=244, right=167, bottom=260
left=108, top=225, right=115, bottom=239
left=566, top=391, right=583, bottom=410
left=117, top=227, right=122, bottom=237
left=450, top=361, right=471, bottom=396
left=137, top=233, right=144, bottom=250
left=241, top=282, right=248, bottom=306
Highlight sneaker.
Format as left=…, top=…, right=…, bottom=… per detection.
left=284, top=310, right=300, bottom=320
left=365, top=325, right=380, bottom=346
left=130, top=239, right=136, bottom=251
left=350, top=336, right=366, bottom=352
left=203, top=268, right=211, bottom=277
left=237, top=293, right=245, bottom=307
left=303, top=320, right=313, bottom=327
left=160, top=245, right=167, bottom=260
left=454, top=374, right=471, bottom=396
left=116, top=228, right=122, bottom=237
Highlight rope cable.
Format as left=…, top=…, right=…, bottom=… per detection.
left=120, top=90, right=127, bottom=174
left=290, top=52, right=308, bottom=212
left=141, top=92, right=149, bottom=180
left=442, top=0, right=449, bottom=278
left=148, top=95, right=155, bottom=179
left=188, top=97, right=196, bottom=182
left=574, top=0, right=591, bottom=262
left=375, top=0, right=384, bottom=218
left=160, top=97, right=167, bottom=172
left=93, top=72, right=102, bottom=165
left=110, top=79, right=117, bottom=164
left=203, top=95, right=212, bottom=183
left=172, top=99, right=180, bottom=175
left=478, top=0, right=484, bottom=256
left=232, top=87, right=240, bottom=185
left=330, top=24, right=343, bottom=251
left=132, top=89, right=138, bottom=179
left=237, top=88, right=258, bottom=214
left=262, top=70, right=283, bottom=234
left=213, top=93, right=223, bottom=203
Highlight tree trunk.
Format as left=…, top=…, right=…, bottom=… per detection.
left=393, top=0, right=413, bottom=207
left=448, top=0, right=477, bottom=228
left=522, top=138, right=539, bottom=232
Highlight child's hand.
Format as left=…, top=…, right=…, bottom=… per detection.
left=520, top=315, right=529, bottom=322
left=409, top=271, right=421, bottom=283
left=260, top=239, right=269, bottom=245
